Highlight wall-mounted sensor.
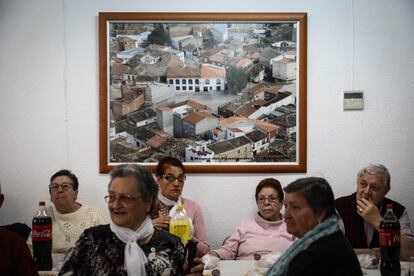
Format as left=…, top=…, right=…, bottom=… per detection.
left=343, top=90, right=364, bottom=110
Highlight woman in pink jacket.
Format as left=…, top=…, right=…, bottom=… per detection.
left=209, top=178, right=294, bottom=260
left=151, top=156, right=210, bottom=257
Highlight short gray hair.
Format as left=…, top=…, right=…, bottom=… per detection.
left=357, top=164, right=391, bottom=190
left=109, top=164, right=159, bottom=213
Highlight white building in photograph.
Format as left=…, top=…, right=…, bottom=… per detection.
left=167, top=63, right=226, bottom=92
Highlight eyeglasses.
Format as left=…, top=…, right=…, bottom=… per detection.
left=162, top=174, right=186, bottom=183
left=104, top=194, right=143, bottom=204
left=49, top=183, right=74, bottom=192
left=257, top=197, right=279, bottom=204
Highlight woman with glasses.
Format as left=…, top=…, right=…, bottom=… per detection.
left=27, top=169, right=106, bottom=254
left=59, top=164, right=204, bottom=275
left=152, top=156, right=210, bottom=257
left=206, top=178, right=294, bottom=261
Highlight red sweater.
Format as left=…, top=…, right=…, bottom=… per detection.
left=0, top=227, right=38, bottom=276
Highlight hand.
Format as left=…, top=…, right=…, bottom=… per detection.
left=184, top=257, right=205, bottom=276
left=201, top=253, right=220, bottom=270
left=356, top=198, right=382, bottom=230
left=152, top=215, right=171, bottom=230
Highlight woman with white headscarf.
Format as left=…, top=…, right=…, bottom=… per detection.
left=151, top=156, right=210, bottom=257
left=59, top=164, right=204, bottom=275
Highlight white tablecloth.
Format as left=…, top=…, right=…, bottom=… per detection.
left=204, top=260, right=385, bottom=276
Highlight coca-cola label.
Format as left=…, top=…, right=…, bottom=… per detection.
left=32, top=224, right=52, bottom=241
left=379, top=228, right=400, bottom=246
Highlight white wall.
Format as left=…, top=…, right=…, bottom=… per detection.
left=1, top=0, right=413, bottom=250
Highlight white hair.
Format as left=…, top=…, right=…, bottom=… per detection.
left=357, top=164, right=391, bottom=190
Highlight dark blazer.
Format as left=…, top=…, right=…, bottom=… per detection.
left=286, top=230, right=363, bottom=276
left=335, top=192, right=405, bottom=248
left=1, top=223, right=31, bottom=241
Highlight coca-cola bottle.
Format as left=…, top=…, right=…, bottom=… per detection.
left=379, top=203, right=401, bottom=276
left=32, top=201, right=53, bottom=271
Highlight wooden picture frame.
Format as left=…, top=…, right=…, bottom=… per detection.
left=99, top=12, right=307, bottom=173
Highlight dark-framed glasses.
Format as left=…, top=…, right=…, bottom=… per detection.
left=104, top=194, right=143, bottom=204
left=162, top=174, right=186, bottom=183
left=257, top=196, right=279, bottom=204
left=49, top=183, right=74, bottom=192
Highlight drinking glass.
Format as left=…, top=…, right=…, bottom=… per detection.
left=409, top=256, right=414, bottom=276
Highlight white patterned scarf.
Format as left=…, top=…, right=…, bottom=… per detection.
left=265, top=215, right=340, bottom=276
left=110, top=216, right=154, bottom=276
left=158, top=193, right=194, bottom=236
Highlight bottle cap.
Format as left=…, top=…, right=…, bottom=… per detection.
left=39, top=201, right=46, bottom=206
left=212, top=269, right=221, bottom=276
left=176, top=205, right=184, bottom=211
left=386, top=203, right=393, bottom=209
left=253, top=253, right=261, bottom=260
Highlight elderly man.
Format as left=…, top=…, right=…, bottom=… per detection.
left=336, top=164, right=414, bottom=258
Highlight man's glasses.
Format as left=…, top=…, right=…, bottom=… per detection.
left=162, top=174, right=186, bottom=183
left=49, top=183, right=74, bottom=192
left=257, top=197, right=279, bottom=204
left=104, top=194, right=143, bottom=204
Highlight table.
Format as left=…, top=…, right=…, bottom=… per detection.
left=204, top=260, right=386, bottom=276
left=37, top=253, right=64, bottom=276
left=38, top=272, right=58, bottom=276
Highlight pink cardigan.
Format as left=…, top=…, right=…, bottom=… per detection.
left=182, top=198, right=210, bottom=257
left=213, top=213, right=294, bottom=260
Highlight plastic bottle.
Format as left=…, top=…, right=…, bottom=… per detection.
left=169, top=205, right=191, bottom=247
left=32, top=201, right=53, bottom=271
left=379, top=203, right=401, bottom=276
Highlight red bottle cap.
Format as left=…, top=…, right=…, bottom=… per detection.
left=39, top=201, right=46, bottom=206
left=386, top=203, right=393, bottom=209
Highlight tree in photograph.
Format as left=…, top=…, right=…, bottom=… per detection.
left=227, top=66, right=248, bottom=93
left=146, top=24, right=170, bottom=46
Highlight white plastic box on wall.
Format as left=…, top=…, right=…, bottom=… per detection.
left=343, top=90, right=364, bottom=110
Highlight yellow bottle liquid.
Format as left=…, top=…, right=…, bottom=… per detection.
left=169, top=205, right=191, bottom=246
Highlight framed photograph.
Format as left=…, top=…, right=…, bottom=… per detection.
left=99, top=12, right=307, bottom=173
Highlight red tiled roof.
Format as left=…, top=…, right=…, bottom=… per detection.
left=213, top=127, right=222, bottom=134
left=167, top=66, right=200, bottom=78
left=157, top=106, right=173, bottom=112
left=185, top=99, right=210, bottom=111
left=277, top=58, right=295, bottom=64
left=201, top=64, right=226, bottom=79
left=183, top=112, right=206, bottom=124
left=234, top=104, right=256, bottom=117
left=112, top=63, right=130, bottom=75
left=228, top=127, right=243, bottom=132
left=234, top=58, right=252, bottom=68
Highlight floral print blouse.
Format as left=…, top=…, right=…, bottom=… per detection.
left=59, top=225, right=185, bottom=276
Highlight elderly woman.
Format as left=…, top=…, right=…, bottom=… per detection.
left=209, top=178, right=294, bottom=260
left=59, top=164, right=203, bottom=275
left=266, top=177, right=362, bottom=276
left=151, top=156, right=210, bottom=257
left=28, top=169, right=106, bottom=254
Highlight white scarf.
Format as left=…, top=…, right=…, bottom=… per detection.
left=110, top=216, right=154, bottom=276
left=158, top=193, right=194, bottom=236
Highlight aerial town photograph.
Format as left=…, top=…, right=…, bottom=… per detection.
left=107, top=21, right=299, bottom=164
